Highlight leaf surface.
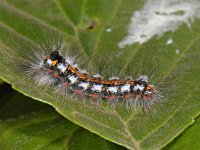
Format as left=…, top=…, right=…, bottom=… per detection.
left=0, top=0, right=200, bottom=149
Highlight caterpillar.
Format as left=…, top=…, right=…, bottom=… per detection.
left=25, top=35, right=161, bottom=110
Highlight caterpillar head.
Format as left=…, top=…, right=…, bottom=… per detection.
left=44, top=51, right=63, bottom=67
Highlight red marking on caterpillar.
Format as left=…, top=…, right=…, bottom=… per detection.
left=25, top=34, right=161, bottom=110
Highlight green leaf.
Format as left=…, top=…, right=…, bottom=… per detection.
left=0, top=0, right=200, bottom=149
left=163, top=116, right=200, bottom=150
left=0, top=83, right=125, bottom=150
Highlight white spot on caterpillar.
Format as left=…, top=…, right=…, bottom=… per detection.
left=107, top=86, right=118, bottom=93
left=145, top=91, right=152, bottom=94
left=68, top=75, right=78, bottom=84
left=91, top=84, right=103, bottom=92
left=133, top=84, right=144, bottom=91
left=118, top=0, right=200, bottom=48
left=78, top=82, right=90, bottom=90
left=121, top=84, right=131, bottom=93
left=47, top=59, right=52, bottom=66
left=57, top=63, right=68, bottom=73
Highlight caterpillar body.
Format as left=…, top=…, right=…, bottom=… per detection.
left=27, top=46, right=159, bottom=109
left=22, top=29, right=162, bottom=110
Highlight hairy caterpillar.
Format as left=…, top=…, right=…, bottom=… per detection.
left=25, top=34, right=161, bottom=110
